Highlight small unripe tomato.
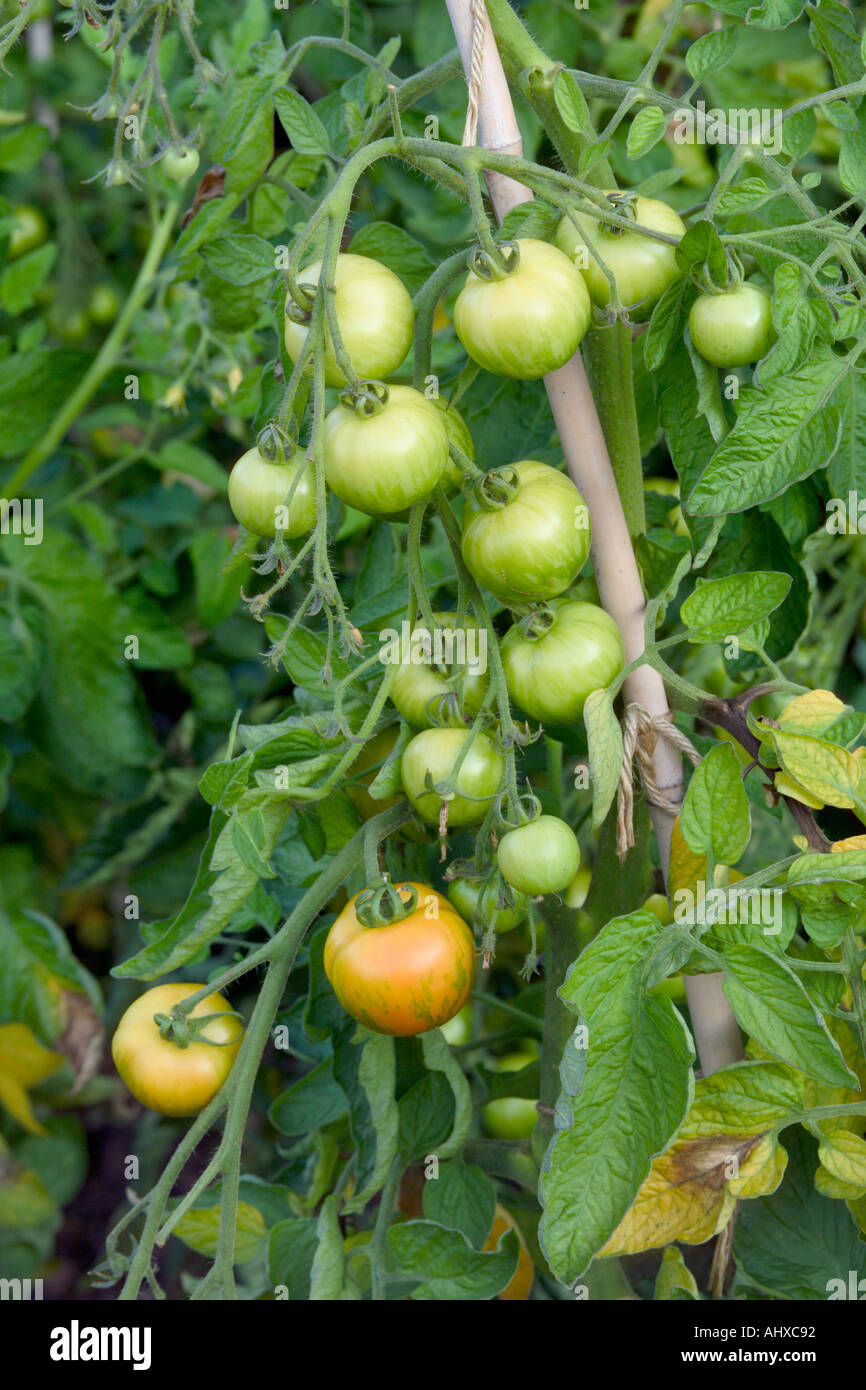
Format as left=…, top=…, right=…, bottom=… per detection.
left=323, top=882, right=476, bottom=1035
left=556, top=193, right=684, bottom=318
left=162, top=146, right=200, bottom=182
left=388, top=611, right=488, bottom=729
left=227, top=446, right=316, bottom=539
left=565, top=863, right=592, bottom=909
left=87, top=283, right=121, bottom=325
left=446, top=877, right=527, bottom=934
left=7, top=203, right=48, bottom=259
left=324, top=384, right=449, bottom=518
left=644, top=475, right=688, bottom=537
left=688, top=283, right=776, bottom=368
left=643, top=893, right=672, bottom=924
left=49, top=305, right=90, bottom=342
left=501, top=599, right=625, bottom=725
left=482, top=1052, right=538, bottom=1139
left=498, top=815, right=580, bottom=896
left=284, top=252, right=414, bottom=388
left=461, top=460, right=591, bottom=607
left=401, top=727, right=504, bottom=828
left=111, top=984, right=243, bottom=1117
left=483, top=1204, right=534, bottom=1300
left=454, top=238, right=591, bottom=379
left=440, top=1003, right=472, bottom=1045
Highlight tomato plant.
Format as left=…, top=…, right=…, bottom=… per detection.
left=389, top=612, right=488, bottom=728
left=401, top=727, right=504, bottom=827
left=447, top=876, right=527, bottom=933
left=454, top=238, right=591, bottom=378
left=323, top=882, right=476, bottom=1035
left=689, top=282, right=777, bottom=367
left=497, top=815, right=581, bottom=896
left=323, top=384, right=449, bottom=517
left=501, top=600, right=626, bottom=724
left=111, top=985, right=243, bottom=1117
left=284, top=252, right=414, bottom=389
left=556, top=193, right=684, bottom=316
left=461, top=461, right=591, bottom=606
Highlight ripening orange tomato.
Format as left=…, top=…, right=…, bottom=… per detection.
left=323, top=882, right=476, bottom=1035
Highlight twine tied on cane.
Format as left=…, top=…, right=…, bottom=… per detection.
left=616, top=703, right=702, bottom=861
left=462, top=0, right=487, bottom=146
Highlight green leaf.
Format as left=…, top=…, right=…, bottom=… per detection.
left=174, top=1201, right=266, bottom=1264
left=674, top=219, right=727, bottom=285
left=336, top=1029, right=400, bottom=1215
left=269, top=1059, right=348, bottom=1136
left=398, top=1070, right=456, bottom=1161
left=0, top=243, right=56, bottom=315
left=552, top=69, right=589, bottom=135
left=685, top=25, right=737, bottom=82
left=148, top=439, right=228, bottom=492
left=680, top=743, right=750, bottom=865
left=0, top=349, right=88, bottom=459
left=309, top=1195, right=345, bottom=1299
left=0, top=124, right=50, bottom=172
left=274, top=87, right=332, bottom=155
left=734, top=1128, right=866, bottom=1298
left=268, top=1217, right=319, bottom=1298
left=584, top=687, right=623, bottom=830
left=348, top=221, right=435, bottom=297
left=387, top=1220, right=518, bottom=1300
left=419, top=1029, right=472, bottom=1159
left=680, top=572, right=791, bottom=642
left=540, top=910, right=695, bottom=1283
left=644, top=276, right=694, bottom=371
left=203, top=233, right=276, bottom=287
left=422, top=1159, right=496, bottom=1251
left=808, top=0, right=864, bottom=85
left=686, top=350, right=846, bottom=516
left=626, top=105, right=667, bottom=160
left=721, top=945, right=857, bottom=1088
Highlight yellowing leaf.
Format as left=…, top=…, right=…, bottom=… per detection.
left=777, top=689, right=848, bottom=735
left=654, top=1244, right=699, bottom=1300
left=669, top=816, right=708, bottom=900
left=728, top=1133, right=788, bottom=1197
left=832, top=835, right=866, bottom=851
left=174, top=1200, right=266, bottom=1264
left=817, top=1129, right=866, bottom=1187
left=598, top=1061, right=803, bottom=1258
left=774, top=771, right=824, bottom=809
left=815, top=1166, right=866, bottom=1200
left=772, top=731, right=862, bottom=811
left=0, top=1024, right=64, bottom=1135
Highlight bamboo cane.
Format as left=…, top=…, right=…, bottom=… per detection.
left=444, top=0, right=743, bottom=1075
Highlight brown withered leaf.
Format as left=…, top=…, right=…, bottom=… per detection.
left=181, top=165, right=226, bottom=231
left=56, top=990, right=104, bottom=1095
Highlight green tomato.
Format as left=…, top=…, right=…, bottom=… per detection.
left=482, top=1052, right=538, bottom=1139
left=401, top=727, right=504, bottom=828
left=565, top=863, right=592, bottom=909
left=87, top=283, right=121, bottom=325
left=162, top=147, right=200, bottom=182
left=502, top=599, right=625, bottom=725
left=454, top=238, right=591, bottom=379
left=556, top=193, right=684, bottom=318
left=447, top=877, right=527, bottom=934
left=440, top=1004, right=472, bottom=1046
left=7, top=204, right=48, bottom=259
left=324, top=384, right=449, bottom=518
left=461, top=460, right=590, bottom=607
left=389, top=611, right=488, bottom=729
left=285, top=252, right=414, bottom=389
left=688, top=283, right=776, bottom=368
left=49, top=305, right=90, bottom=342
left=227, top=446, right=316, bottom=539
left=644, top=475, right=688, bottom=537
left=643, top=893, right=671, bottom=925
left=498, top=815, right=581, bottom=896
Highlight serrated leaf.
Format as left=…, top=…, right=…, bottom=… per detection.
left=680, top=743, right=750, bottom=865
